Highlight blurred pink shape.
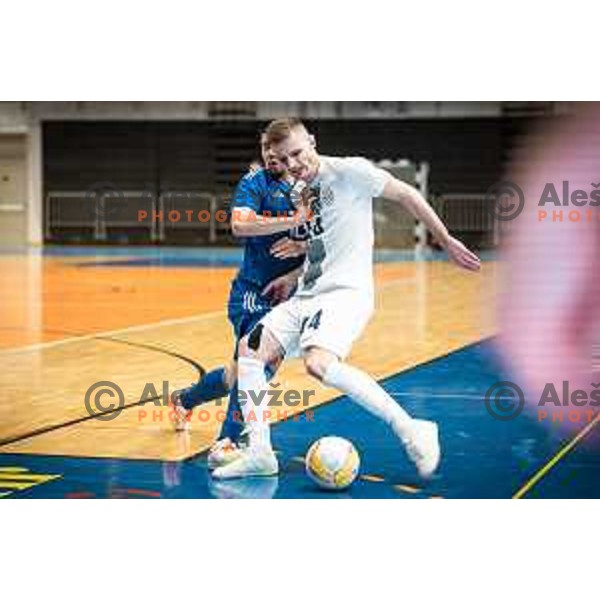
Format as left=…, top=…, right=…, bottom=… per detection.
left=498, top=103, right=600, bottom=430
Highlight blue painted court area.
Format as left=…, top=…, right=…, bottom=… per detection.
left=2, top=340, right=599, bottom=499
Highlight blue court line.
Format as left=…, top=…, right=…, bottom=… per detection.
left=76, top=255, right=244, bottom=268
left=2, top=339, right=597, bottom=499
left=62, top=247, right=496, bottom=268
left=1, top=245, right=497, bottom=266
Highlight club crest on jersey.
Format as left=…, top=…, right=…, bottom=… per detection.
left=318, top=184, right=335, bottom=207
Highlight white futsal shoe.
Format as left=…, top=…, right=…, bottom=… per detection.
left=211, top=445, right=279, bottom=480
left=396, top=419, right=441, bottom=479
left=207, top=438, right=244, bottom=471
left=169, top=389, right=192, bottom=432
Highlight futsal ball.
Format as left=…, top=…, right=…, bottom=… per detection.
left=305, top=436, right=360, bottom=490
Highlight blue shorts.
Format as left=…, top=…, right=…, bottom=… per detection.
left=227, top=281, right=272, bottom=358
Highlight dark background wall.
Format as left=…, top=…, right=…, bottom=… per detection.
left=43, top=117, right=531, bottom=197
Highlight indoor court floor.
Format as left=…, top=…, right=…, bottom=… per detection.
left=1, top=247, right=599, bottom=499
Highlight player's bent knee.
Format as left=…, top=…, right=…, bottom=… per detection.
left=304, top=358, right=322, bottom=381
left=239, top=324, right=281, bottom=365
left=238, top=337, right=257, bottom=360
left=304, top=350, right=336, bottom=382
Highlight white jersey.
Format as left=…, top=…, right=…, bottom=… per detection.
left=295, top=156, right=392, bottom=300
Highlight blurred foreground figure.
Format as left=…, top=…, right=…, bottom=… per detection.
left=499, top=103, right=600, bottom=428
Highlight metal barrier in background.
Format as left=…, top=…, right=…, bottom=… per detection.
left=432, top=194, right=495, bottom=242
left=45, top=190, right=229, bottom=244
left=160, top=191, right=224, bottom=244
left=45, top=189, right=496, bottom=247
left=46, top=191, right=157, bottom=242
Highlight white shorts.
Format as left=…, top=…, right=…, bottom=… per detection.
left=260, top=289, right=374, bottom=360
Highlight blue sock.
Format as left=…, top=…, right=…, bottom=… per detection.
left=219, top=384, right=244, bottom=442
left=264, top=363, right=275, bottom=381
left=182, top=367, right=228, bottom=410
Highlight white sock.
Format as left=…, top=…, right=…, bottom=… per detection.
left=238, top=356, right=272, bottom=449
left=323, top=361, right=413, bottom=439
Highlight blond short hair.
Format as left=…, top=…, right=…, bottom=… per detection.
left=262, top=118, right=307, bottom=146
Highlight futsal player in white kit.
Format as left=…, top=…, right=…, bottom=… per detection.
left=212, top=118, right=481, bottom=480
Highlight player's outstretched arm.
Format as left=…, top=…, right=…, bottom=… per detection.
left=381, top=178, right=481, bottom=272
left=230, top=206, right=312, bottom=238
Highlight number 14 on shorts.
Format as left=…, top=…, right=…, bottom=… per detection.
left=301, top=310, right=323, bottom=333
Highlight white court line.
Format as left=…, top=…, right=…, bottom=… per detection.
left=0, top=275, right=417, bottom=357
left=389, top=392, right=490, bottom=400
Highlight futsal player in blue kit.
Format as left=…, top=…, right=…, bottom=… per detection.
left=170, top=136, right=311, bottom=469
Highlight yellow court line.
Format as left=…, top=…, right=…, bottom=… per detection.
left=513, top=416, right=600, bottom=499
left=360, top=474, right=386, bottom=483
left=0, top=473, right=61, bottom=482
left=0, top=481, right=44, bottom=490
left=394, top=484, right=420, bottom=494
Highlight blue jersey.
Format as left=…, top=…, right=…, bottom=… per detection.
left=227, top=168, right=306, bottom=342
left=231, top=168, right=305, bottom=292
